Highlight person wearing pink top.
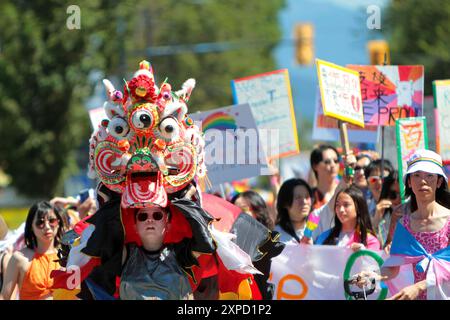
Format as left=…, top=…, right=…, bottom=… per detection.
left=354, top=149, right=450, bottom=300
left=315, top=185, right=381, bottom=251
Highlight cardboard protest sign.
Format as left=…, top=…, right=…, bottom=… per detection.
left=189, top=104, right=268, bottom=187
left=396, top=117, right=428, bottom=201
left=347, top=65, right=424, bottom=126
left=231, top=69, right=300, bottom=159
left=433, top=80, right=450, bottom=164
left=316, top=59, right=364, bottom=128
left=312, top=87, right=379, bottom=143
left=422, top=96, right=436, bottom=152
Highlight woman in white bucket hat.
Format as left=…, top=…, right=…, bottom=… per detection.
left=354, top=149, right=450, bottom=300
left=403, top=149, right=449, bottom=211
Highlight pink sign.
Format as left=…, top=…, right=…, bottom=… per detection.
left=347, top=65, right=424, bottom=126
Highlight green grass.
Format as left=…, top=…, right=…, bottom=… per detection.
left=0, top=208, right=29, bottom=230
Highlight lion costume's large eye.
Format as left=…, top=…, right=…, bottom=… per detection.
left=132, top=109, right=155, bottom=130
left=159, top=117, right=180, bottom=141
left=108, top=117, right=129, bottom=139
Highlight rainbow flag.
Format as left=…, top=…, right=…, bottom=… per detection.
left=202, top=111, right=237, bottom=132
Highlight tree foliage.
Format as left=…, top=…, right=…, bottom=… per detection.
left=0, top=0, right=285, bottom=197
left=131, top=0, right=286, bottom=112
left=383, top=0, right=450, bottom=95
left=0, top=0, right=140, bottom=197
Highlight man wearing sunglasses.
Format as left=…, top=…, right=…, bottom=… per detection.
left=118, top=206, right=193, bottom=300
left=354, top=153, right=372, bottom=194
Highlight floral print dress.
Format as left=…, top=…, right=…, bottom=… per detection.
left=403, top=214, right=450, bottom=300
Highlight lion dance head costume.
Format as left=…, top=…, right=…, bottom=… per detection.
left=88, top=60, right=206, bottom=207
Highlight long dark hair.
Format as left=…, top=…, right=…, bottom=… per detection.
left=276, top=178, right=313, bottom=241
left=323, top=185, right=375, bottom=246
left=380, top=171, right=399, bottom=200
left=310, top=144, right=340, bottom=179
left=24, top=201, right=63, bottom=250
left=405, top=174, right=450, bottom=212
left=379, top=171, right=400, bottom=217
left=364, top=159, right=394, bottom=179
left=231, top=191, right=274, bottom=230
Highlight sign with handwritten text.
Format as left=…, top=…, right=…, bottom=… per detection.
left=396, top=117, right=428, bottom=201
left=231, top=69, right=300, bottom=159
left=433, top=80, right=450, bottom=164
left=347, top=65, right=424, bottom=126
left=312, top=87, right=379, bottom=143
left=316, top=59, right=364, bottom=127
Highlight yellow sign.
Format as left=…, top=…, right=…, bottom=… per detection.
left=316, top=59, right=364, bottom=127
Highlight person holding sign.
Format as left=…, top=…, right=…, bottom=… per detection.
left=353, top=151, right=375, bottom=197
left=354, top=150, right=450, bottom=300
left=305, top=59, right=368, bottom=242
left=310, top=144, right=341, bottom=210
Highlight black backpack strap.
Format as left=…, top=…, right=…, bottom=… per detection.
left=0, top=252, right=6, bottom=284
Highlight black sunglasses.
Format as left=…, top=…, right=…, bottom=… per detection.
left=354, top=165, right=367, bottom=172
left=137, top=211, right=165, bottom=222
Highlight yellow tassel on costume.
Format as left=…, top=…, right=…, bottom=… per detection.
left=53, top=288, right=81, bottom=300
left=218, top=279, right=253, bottom=300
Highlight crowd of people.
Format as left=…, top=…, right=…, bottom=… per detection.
left=0, top=146, right=449, bottom=300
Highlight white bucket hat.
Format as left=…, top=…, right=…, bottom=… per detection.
left=403, top=149, right=448, bottom=184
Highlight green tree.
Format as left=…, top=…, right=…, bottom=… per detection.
left=0, top=0, right=141, bottom=197
left=383, top=0, right=450, bottom=95
left=0, top=0, right=286, bottom=197
left=131, top=0, right=286, bottom=112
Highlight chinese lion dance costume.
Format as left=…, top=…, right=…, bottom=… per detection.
left=52, top=61, right=284, bottom=300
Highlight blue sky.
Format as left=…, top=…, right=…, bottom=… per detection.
left=274, top=0, right=389, bottom=124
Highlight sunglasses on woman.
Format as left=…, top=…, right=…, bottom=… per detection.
left=368, top=176, right=381, bottom=184
left=137, top=211, right=165, bottom=222
left=368, top=174, right=391, bottom=184
left=322, top=158, right=339, bottom=165
left=35, top=217, right=59, bottom=229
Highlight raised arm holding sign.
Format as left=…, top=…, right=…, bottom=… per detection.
left=316, top=58, right=363, bottom=177
left=300, top=60, right=362, bottom=243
